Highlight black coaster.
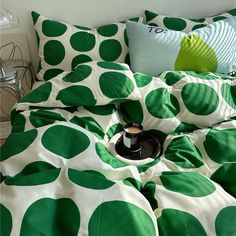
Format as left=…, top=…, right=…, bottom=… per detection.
left=115, top=131, right=161, bottom=161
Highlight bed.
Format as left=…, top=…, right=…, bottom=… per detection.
left=1, top=7, right=236, bottom=236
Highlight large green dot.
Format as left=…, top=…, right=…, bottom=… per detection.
left=160, top=171, right=216, bottom=197
left=42, top=19, right=67, bottom=37
left=44, top=40, right=65, bottom=65
left=63, top=65, right=92, bottom=83
left=157, top=209, right=207, bottom=236
left=97, top=24, right=118, bottom=37
left=215, top=206, right=236, bottom=236
left=70, top=32, right=95, bottom=52
left=99, top=39, right=122, bottom=61
left=56, top=85, right=96, bottom=106
left=145, top=88, right=180, bottom=118
left=0, top=204, right=12, bottom=236
left=221, top=83, right=236, bottom=109
left=211, top=163, right=236, bottom=198
left=20, top=198, right=80, bottom=236
left=119, top=100, right=143, bottom=124
left=175, top=35, right=218, bottom=72
left=95, top=142, right=127, bottom=168
left=88, top=201, right=156, bottom=236
left=0, top=129, right=38, bottom=162
left=163, top=17, right=187, bottom=30
left=134, top=73, right=152, bottom=87
left=42, top=125, right=90, bottom=159
left=204, top=128, right=236, bottom=164
left=84, top=104, right=116, bottom=115
left=20, top=82, right=52, bottom=103
left=181, top=83, right=219, bottom=115
left=43, top=68, right=64, bottom=81
left=5, top=161, right=60, bottom=186
left=99, top=72, right=134, bottom=98
left=30, top=110, right=66, bottom=128
left=71, top=55, right=92, bottom=69
left=97, top=61, right=128, bottom=70
left=68, top=168, right=114, bottom=189
left=164, top=136, right=204, bottom=168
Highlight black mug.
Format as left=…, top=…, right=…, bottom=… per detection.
left=123, top=123, right=143, bottom=151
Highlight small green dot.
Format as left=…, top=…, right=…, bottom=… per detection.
left=213, top=16, right=227, bottom=22
left=99, top=72, right=134, bottom=98
left=70, top=32, right=96, bottom=52
left=163, top=17, right=187, bottom=30
left=71, top=55, right=92, bottom=69
left=56, top=85, right=96, bottom=106
left=181, top=83, right=219, bottom=115
left=97, top=24, right=118, bottom=37
left=146, top=88, right=180, bottom=118
left=68, top=168, right=114, bottom=189
left=42, top=19, right=67, bottom=37
left=99, top=39, right=122, bottom=61
left=43, top=69, right=64, bottom=81
left=134, top=73, right=152, bottom=87
left=63, top=65, right=92, bottom=83
left=160, top=171, right=216, bottom=197
left=97, top=61, right=128, bottom=70
left=44, top=40, right=65, bottom=65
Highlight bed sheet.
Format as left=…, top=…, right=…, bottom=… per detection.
left=1, top=71, right=236, bottom=236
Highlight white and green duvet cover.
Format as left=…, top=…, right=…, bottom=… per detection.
left=1, top=69, right=236, bottom=236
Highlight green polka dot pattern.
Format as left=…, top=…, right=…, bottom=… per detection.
left=17, top=61, right=140, bottom=110
left=31, top=11, right=142, bottom=81
left=145, top=8, right=236, bottom=32
left=119, top=71, right=236, bottom=135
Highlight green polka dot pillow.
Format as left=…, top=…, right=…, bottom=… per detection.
left=119, top=71, right=236, bottom=135
left=17, top=61, right=140, bottom=110
left=32, top=11, right=142, bottom=81
left=145, top=8, right=236, bottom=32
left=126, top=18, right=236, bottom=76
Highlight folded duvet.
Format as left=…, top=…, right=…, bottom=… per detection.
left=1, top=68, right=236, bottom=236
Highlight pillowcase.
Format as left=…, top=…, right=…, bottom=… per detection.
left=119, top=71, right=236, bottom=136
left=32, top=11, right=142, bottom=81
left=145, top=8, right=236, bottom=32
left=17, top=61, right=141, bottom=110
left=126, top=17, right=236, bottom=76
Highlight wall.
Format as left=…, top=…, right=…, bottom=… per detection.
left=2, top=0, right=236, bottom=70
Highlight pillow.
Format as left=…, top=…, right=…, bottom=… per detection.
left=119, top=71, right=236, bottom=136
left=145, top=8, right=236, bottom=32
left=32, top=11, right=142, bottom=81
left=17, top=61, right=141, bottom=110
left=126, top=17, right=236, bottom=76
